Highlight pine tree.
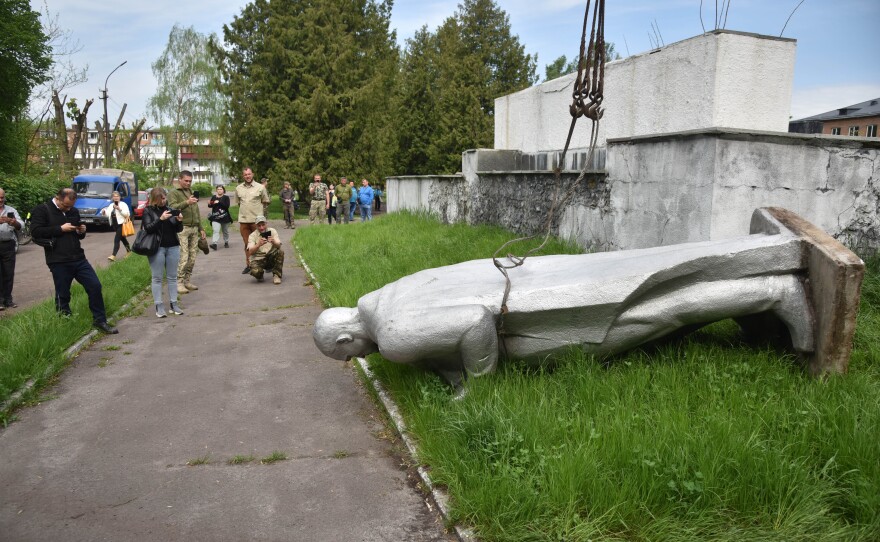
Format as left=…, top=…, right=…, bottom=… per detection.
left=393, top=0, right=537, bottom=175
left=213, top=0, right=397, bottom=187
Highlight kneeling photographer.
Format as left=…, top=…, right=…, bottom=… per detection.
left=245, top=215, right=284, bottom=285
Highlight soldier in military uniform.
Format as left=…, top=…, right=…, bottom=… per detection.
left=246, top=215, right=284, bottom=285
left=308, top=174, right=329, bottom=225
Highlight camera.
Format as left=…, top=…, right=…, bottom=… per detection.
left=193, top=191, right=200, bottom=199
left=6, top=212, right=13, bottom=218
left=260, top=231, right=272, bottom=239
left=169, top=209, right=181, bottom=217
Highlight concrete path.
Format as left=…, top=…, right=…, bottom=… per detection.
left=0, top=217, right=454, bottom=541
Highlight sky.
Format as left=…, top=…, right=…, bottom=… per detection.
left=30, top=0, right=880, bottom=129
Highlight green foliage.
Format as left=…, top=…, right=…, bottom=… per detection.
left=544, top=55, right=577, bottom=82
left=544, top=43, right=622, bottom=82
left=148, top=24, right=224, bottom=183
left=116, top=160, right=159, bottom=191
left=392, top=0, right=537, bottom=174
left=0, top=0, right=51, bottom=173
left=0, top=255, right=151, bottom=420
left=213, top=0, right=398, bottom=185
left=1, top=174, right=68, bottom=214
left=297, top=212, right=880, bottom=541
left=296, top=211, right=579, bottom=308
left=191, top=182, right=214, bottom=198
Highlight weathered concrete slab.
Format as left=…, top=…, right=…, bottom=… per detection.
left=752, top=207, right=865, bottom=374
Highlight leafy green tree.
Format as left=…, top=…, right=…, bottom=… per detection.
left=213, top=0, right=397, bottom=186
left=543, top=43, right=621, bottom=82
left=392, top=27, right=439, bottom=175
left=0, top=0, right=51, bottom=173
left=148, top=24, right=224, bottom=183
left=394, top=0, right=536, bottom=174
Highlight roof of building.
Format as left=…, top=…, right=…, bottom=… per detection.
left=793, top=97, right=880, bottom=122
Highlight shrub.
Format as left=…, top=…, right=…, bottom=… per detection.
left=1, top=174, right=68, bottom=214
left=191, top=182, right=214, bottom=199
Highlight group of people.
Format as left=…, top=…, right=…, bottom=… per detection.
left=307, top=174, right=380, bottom=225
left=140, top=168, right=285, bottom=318
left=0, top=165, right=381, bottom=327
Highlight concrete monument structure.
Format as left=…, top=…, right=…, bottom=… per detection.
left=387, top=30, right=880, bottom=255
left=314, top=208, right=864, bottom=385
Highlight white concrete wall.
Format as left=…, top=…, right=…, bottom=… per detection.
left=386, top=132, right=880, bottom=255
left=494, top=30, right=796, bottom=153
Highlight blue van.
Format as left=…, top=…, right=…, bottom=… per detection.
left=71, top=169, right=138, bottom=228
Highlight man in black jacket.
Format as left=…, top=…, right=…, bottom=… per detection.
left=30, top=187, right=118, bottom=334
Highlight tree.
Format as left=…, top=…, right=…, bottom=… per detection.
left=213, top=0, right=398, bottom=185
left=25, top=3, right=89, bottom=176
left=148, top=24, right=224, bottom=183
left=393, top=0, right=536, bottom=174
left=392, top=27, right=440, bottom=174
left=0, top=0, right=51, bottom=173
left=543, top=43, right=621, bottom=82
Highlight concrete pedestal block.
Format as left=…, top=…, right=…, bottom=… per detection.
left=751, top=207, right=865, bottom=374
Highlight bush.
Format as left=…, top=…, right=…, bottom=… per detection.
left=1, top=174, right=68, bottom=214
left=191, top=182, right=214, bottom=199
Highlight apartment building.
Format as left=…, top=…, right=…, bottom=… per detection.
left=789, top=97, right=880, bottom=137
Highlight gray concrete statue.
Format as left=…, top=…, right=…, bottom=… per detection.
left=313, top=208, right=864, bottom=385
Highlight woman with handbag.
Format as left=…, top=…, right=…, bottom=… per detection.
left=101, top=191, right=132, bottom=261
left=208, top=185, right=231, bottom=250
left=141, top=187, right=184, bottom=318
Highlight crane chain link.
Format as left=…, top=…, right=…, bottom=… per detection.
left=493, top=0, right=606, bottom=356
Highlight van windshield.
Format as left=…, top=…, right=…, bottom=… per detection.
left=73, top=182, right=113, bottom=198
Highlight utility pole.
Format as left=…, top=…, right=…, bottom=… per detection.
left=101, top=60, right=127, bottom=169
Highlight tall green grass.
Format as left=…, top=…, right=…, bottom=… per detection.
left=0, top=254, right=151, bottom=419
left=295, top=210, right=581, bottom=308
left=297, top=212, right=880, bottom=541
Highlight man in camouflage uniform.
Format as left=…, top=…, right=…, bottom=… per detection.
left=168, top=170, right=206, bottom=294
left=308, top=174, right=329, bottom=225
left=235, top=167, right=270, bottom=274
left=246, top=215, right=284, bottom=284
left=334, top=176, right=350, bottom=224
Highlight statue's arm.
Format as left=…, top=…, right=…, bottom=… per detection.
left=373, top=304, right=499, bottom=377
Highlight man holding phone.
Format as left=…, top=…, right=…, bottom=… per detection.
left=0, top=187, right=22, bottom=310
left=30, top=187, right=117, bottom=333
left=168, top=170, right=206, bottom=294
left=245, top=215, right=284, bottom=284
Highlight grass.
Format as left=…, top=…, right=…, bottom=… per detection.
left=228, top=454, right=256, bottom=465
left=0, top=253, right=151, bottom=422
left=295, top=210, right=581, bottom=308
left=296, top=211, right=880, bottom=542
left=186, top=454, right=212, bottom=466
left=260, top=451, right=288, bottom=464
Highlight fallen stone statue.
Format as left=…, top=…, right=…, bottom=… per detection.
left=314, top=208, right=864, bottom=385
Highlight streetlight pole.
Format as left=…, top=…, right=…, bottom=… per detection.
left=101, top=60, right=127, bottom=169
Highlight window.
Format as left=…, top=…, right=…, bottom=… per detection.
left=867, top=125, right=877, bottom=138
left=831, top=127, right=841, bottom=135
left=141, top=133, right=149, bottom=140
left=848, top=126, right=860, bottom=136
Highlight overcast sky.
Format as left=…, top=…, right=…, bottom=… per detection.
left=31, top=0, right=880, bottom=128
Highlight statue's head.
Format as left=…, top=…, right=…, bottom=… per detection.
left=313, top=307, right=378, bottom=360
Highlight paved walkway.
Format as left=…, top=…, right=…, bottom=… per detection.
left=0, top=217, right=454, bottom=541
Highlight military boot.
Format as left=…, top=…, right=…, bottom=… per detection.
left=184, top=274, right=199, bottom=291
left=177, top=280, right=190, bottom=294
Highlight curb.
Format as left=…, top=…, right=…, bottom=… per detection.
left=0, top=289, right=149, bottom=420
left=295, top=243, right=475, bottom=542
